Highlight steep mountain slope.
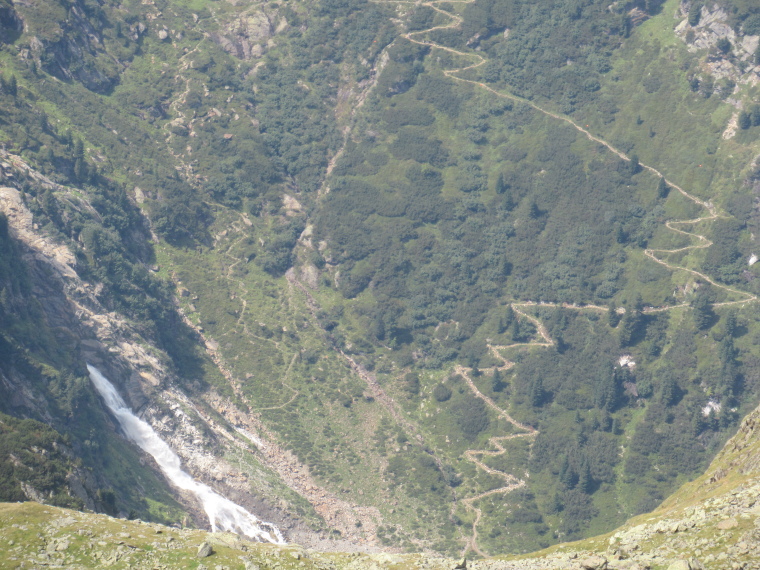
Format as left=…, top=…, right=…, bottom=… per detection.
left=2, top=0, right=760, bottom=558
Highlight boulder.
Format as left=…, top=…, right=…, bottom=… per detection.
left=580, top=555, right=608, bottom=569
left=667, top=559, right=704, bottom=570
left=197, top=542, right=213, bottom=558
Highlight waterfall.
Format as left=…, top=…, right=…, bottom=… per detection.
left=87, top=364, right=285, bottom=544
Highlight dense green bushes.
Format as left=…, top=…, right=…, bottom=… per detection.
left=455, top=0, right=624, bottom=112
left=0, top=413, right=83, bottom=508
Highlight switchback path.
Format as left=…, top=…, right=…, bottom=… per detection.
left=374, top=0, right=759, bottom=556
left=455, top=304, right=549, bottom=557
left=380, top=0, right=757, bottom=309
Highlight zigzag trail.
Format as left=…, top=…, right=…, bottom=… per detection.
left=377, top=0, right=758, bottom=556
left=454, top=304, right=548, bottom=557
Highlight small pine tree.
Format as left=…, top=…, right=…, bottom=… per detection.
left=594, top=370, right=618, bottom=412
left=688, top=1, right=702, bottom=27
left=498, top=306, right=515, bottom=333
left=529, top=377, right=545, bottom=407
left=495, top=172, right=507, bottom=194
left=491, top=369, right=506, bottom=392
left=719, top=336, right=736, bottom=365
left=74, top=158, right=86, bottom=181
left=751, top=105, right=760, bottom=127
left=724, top=310, right=737, bottom=338
left=558, top=456, right=570, bottom=485
left=716, top=37, right=731, bottom=54
left=510, top=318, right=522, bottom=342
left=628, top=154, right=640, bottom=175
left=467, top=353, right=481, bottom=375
left=618, top=296, right=643, bottom=347
left=739, top=111, right=751, bottom=130
left=616, top=225, right=627, bottom=244
left=502, top=189, right=515, bottom=211
left=691, top=409, right=706, bottom=437
left=608, top=302, right=620, bottom=327
left=657, top=176, right=669, bottom=198
left=578, top=460, right=593, bottom=494
left=433, top=383, right=452, bottom=402
left=644, top=0, right=662, bottom=14
left=73, top=139, right=85, bottom=160
left=371, top=315, right=385, bottom=340
left=620, top=13, right=631, bottom=38
left=7, top=75, right=17, bottom=97
left=618, top=313, right=636, bottom=347
left=559, top=457, right=578, bottom=489
left=549, top=492, right=563, bottom=513
left=528, top=199, right=540, bottom=219
left=403, top=372, right=420, bottom=395
left=692, top=289, right=714, bottom=329
left=660, top=374, right=678, bottom=407
left=97, top=489, right=118, bottom=516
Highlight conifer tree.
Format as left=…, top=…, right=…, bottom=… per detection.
left=628, top=154, right=640, bottom=175
left=74, top=159, right=86, bottom=181
left=578, top=460, right=593, bottom=494
left=724, top=310, right=737, bottom=337
left=688, top=2, right=702, bottom=26
left=530, top=376, right=545, bottom=407
left=510, top=318, right=522, bottom=342
left=751, top=105, right=760, bottom=127
left=660, top=373, right=678, bottom=407
left=73, top=139, right=85, bottom=161
left=496, top=172, right=507, bottom=194
left=608, top=302, right=620, bottom=327
left=492, top=368, right=506, bottom=392
left=739, top=111, right=751, bottom=130
left=691, top=288, right=713, bottom=330
left=657, top=176, right=669, bottom=198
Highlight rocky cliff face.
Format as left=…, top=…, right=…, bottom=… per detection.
left=10, top=0, right=127, bottom=93
left=0, top=156, right=324, bottom=541
left=212, top=9, right=279, bottom=60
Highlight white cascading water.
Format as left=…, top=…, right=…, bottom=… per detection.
left=87, top=364, right=285, bottom=544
